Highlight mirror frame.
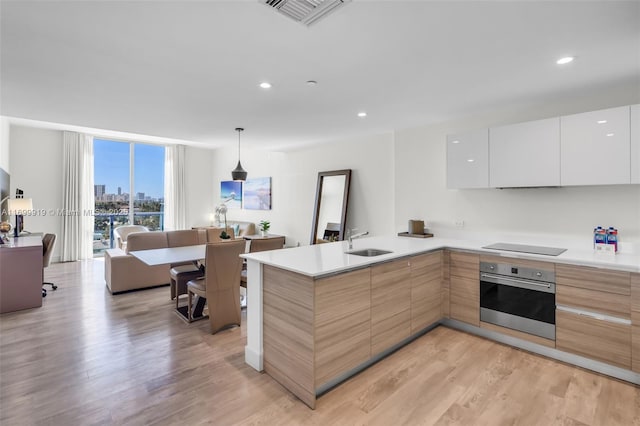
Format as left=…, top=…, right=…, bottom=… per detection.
left=310, top=169, right=352, bottom=245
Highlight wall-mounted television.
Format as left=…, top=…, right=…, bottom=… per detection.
left=0, top=167, right=9, bottom=222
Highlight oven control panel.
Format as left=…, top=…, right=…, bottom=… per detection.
left=480, top=262, right=555, bottom=283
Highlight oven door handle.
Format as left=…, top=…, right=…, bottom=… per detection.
left=480, top=273, right=555, bottom=293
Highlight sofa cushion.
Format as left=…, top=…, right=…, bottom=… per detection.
left=126, top=231, right=169, bottom=253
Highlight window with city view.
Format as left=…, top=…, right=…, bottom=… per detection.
left=93, top=139, right=165, bottom=255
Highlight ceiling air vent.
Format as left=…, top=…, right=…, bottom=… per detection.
left=262, top=0, right=350, bottom=26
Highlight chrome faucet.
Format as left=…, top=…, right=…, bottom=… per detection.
left=347, top=229, right=369, bottom=250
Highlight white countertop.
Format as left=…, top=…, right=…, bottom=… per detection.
left=241, top=235, right=640, bottom=277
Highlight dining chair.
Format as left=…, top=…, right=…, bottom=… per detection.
left=205, top=227, right=235, bottom=242
left=168, top=230, right=203, bottom=301
left=240, top=236, right=285, bottom=304
left=186, top=240, right=245, bottom=333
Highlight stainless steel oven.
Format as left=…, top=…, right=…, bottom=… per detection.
left=479, top=261, right=556, bottom=340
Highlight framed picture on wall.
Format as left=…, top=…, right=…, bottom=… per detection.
left=220, top=180, right=242, bottom=209
left=242, top=177, right=271, bottom=210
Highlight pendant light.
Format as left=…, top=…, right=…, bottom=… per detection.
left=231, top=127, right=248, bottom=181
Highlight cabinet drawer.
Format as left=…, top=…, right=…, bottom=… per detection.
left=556, top=309, right=631, bottom=370
left=556, top=264, right=630, bottom=295
left=556, top=284, right=630, bottom=320
left=449, top=251, right=479, bottom=280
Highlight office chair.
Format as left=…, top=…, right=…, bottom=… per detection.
left=42, top=233, right=57, bottom=297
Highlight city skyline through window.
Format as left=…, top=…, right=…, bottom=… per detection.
left=93, top=139, right=165, bottom=255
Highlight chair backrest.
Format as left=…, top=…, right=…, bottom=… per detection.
left=42, top=233, right=56, bottom=268
left=204, top=240, right=246, bottom=333
left=249, top=236, right=285, bottom=253
left=114, top=225, right=149, bottom=249
left=167, top=229, right=200, bottom=248
left=206, top=227, right=235, bottom=243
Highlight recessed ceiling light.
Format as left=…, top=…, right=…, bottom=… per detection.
left=357, top=112, right=367, bottom=118
left=606, top=133, right=615, bottom=137
left=306, top=80, right=318, bottom=86
left=556, top=56, right=574, bottom=65
left=451, top=140, right=460, bottom=144
left=467, top=159, right=475, bottom=163
left=597, top=120, right=607, bottom=124
left=259, top=82, right=272, bottom=89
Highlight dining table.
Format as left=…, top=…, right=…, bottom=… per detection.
left=130, top=244, right=208, bottom=321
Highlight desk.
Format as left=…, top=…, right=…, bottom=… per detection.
left=0, top=236, right=43, bottom=313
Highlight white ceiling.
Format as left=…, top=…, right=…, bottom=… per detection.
left=1, top=1, right=639, bottom=150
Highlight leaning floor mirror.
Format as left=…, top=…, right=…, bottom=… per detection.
left=310, top=169, right=351, bottom=245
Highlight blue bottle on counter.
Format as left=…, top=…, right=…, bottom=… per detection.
left=594, top=226, right=606, bottom=248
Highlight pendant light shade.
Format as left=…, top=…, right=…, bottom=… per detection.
left=231, top=127, right=248, bottom=181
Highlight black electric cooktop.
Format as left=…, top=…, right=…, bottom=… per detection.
left=482, top=242, right=567, bottom=256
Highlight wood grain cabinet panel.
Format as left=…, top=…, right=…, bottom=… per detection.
left=262, top=266, right=316, bottom=407
left=556, top=309, right=631, bottom=370
left=410, top=251, right=443, bottom=334
left=449, top=252, right=479, bottom=326
left=371, top=259, right=411, bottom=355
left=314, top=268, right=371, bottom=387
left=556, top=284, right=630, bottom=320
left=442, top=251, right=450, bottom=318
left=450, top=251, right=479, bottom=280
left=556, top=264, right=630, bottom=295
left=632, top=273, right=640, bottom=373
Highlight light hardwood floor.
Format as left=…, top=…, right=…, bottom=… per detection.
left=1, top=260, right=638, bottom=425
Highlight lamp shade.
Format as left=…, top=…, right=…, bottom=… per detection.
left=231, top=127, right=247, bottom=181
left=7, top=198, right=33, bottom=213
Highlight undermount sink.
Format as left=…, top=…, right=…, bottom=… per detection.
left=346, top=248, right=393, bottom=257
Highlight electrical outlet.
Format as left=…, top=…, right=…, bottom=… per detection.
left=455, top=219, right=465, bottom=229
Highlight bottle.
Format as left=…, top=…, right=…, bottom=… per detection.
left=594, top=226, right=606, bottom=248
left=606, top=227, right=618, bottom=253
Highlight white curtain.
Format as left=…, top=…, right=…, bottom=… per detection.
left=61, top=131, right=94, bottom=261
left=164, top=144, right=186, bottom=231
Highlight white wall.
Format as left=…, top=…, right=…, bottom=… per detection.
left=9, top=125, right=64, bottom=260
left=394, top=89, right=640, bottom=250
left=210, top=132, right=395, bottom=246
left=184, top=146, right=215, bottom=228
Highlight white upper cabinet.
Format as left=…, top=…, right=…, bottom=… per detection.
left=561, top=106, right=631, bottom=186
left=631, top=104, right=639, bottom=184
left=446, top=129, right=489, bottom=189
left=489, top=117, right=560, bottom=187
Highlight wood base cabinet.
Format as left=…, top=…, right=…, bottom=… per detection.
left=632, top=273, right=640, bottom=373
left=449, top=251, right=479, bottom=326
left=371, top=259, right=411, bottom=355
left=556, top=309, right=631, bottom=370
left=410, top=251, right=443, bottom=334
left=315, top=268, right=372, bottom=387
left=556, top=264, right=632, bottom=370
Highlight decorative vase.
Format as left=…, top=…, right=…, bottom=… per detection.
left=260, top=230, right=267, bottom=237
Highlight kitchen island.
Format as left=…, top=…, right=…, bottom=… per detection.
left=241, top=235, right=640, bottom=408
